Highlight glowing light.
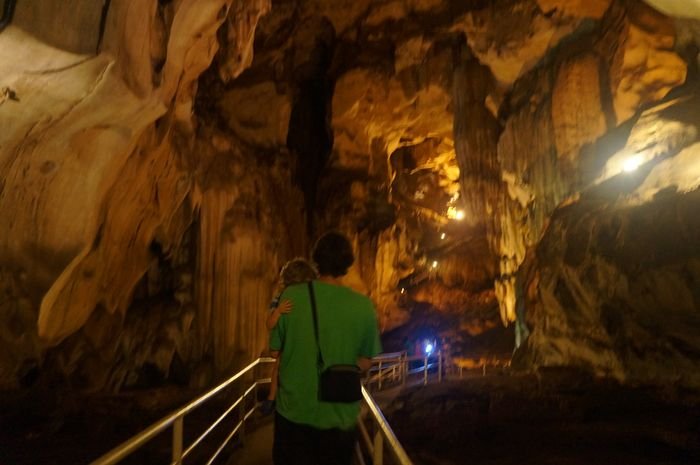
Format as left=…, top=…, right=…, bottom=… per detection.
left=447, top=206, right=465, bottom=221
left=424, top=343, right=434, bottom=354
left=400, top=288, right=405, bottom=294
left=440, top=232, right=446, bottom=240
left=431, top=260, right=438, bottom=269
left=623, top=156, right=642, bottom=173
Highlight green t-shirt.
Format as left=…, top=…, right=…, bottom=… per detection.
left=269, top=280, right=382, bottom=430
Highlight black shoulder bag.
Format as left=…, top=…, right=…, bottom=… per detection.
left=307, top=282, right=362, bottom=403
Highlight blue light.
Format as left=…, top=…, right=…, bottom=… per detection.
left=424, top=343, right=434, bottom=354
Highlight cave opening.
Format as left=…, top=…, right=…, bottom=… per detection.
left=1, top=0, right=700, bottom=464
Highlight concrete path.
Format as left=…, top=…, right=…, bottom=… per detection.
left=226, top=416, right=274, bottom=465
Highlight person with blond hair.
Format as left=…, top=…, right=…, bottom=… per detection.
left=261, top=258, right=319, bottom=415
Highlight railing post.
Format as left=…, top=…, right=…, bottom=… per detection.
left=172, top=416, right=183, bottom=465
left=239, top=392, right=246, bottom=444
left=378, top=361, right=383, bottom=390
left=423, top=356, right=428, bottom=386
left=373, top=429, right=384, bottom=465
left=253, top=364, right=258, bottom=409
left=253, top=381, right=258, bottom=411
left=482, top=363, right=486, bottom=377
left=438, top=351, right=443, bottom=383
left=402, top=353, right=407, bottom=386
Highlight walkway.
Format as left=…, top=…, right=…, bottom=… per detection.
left=89, top=355, right=418, bottom=465
left=226, top=416, right=274, bottom=465
left=224, top=352, right=442, bottom=464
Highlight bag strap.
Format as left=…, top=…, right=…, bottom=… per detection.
left=307, top=282, right=325, bottom=369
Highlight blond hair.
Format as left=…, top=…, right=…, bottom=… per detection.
left=280, top=258, right=318, bottom=287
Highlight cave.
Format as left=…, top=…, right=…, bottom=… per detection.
left=1, top=0, right=699, bottom=464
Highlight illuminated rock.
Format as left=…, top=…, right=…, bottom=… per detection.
left=606, top=1, right=687, bottom=124
left=643, top=0, right=700, bottom=19
left=0, top=0, right=272, bottom=389
left=551, top=53, right=608, bottom=161
left=453, top=0, right=580, bottom=85
left=332, top=68, right=454, bottom=170
left=515, top=95, right=700, bottom=386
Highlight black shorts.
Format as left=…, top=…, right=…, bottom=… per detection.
left=273, top=412, right=357, bottom=465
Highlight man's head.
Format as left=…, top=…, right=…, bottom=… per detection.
left=280, top=258, right=318, bottom=287
left=312, top=231, right=354, bottom=277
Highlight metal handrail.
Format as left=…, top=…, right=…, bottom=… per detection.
left=367, top=351, right=444, bottom=390
left=356, top=386, right=414, bottom=465
left=365, top=353, right=404, bottom=390
left=90, top=357, right=276, bottom=465
left=371, top=351, right=405, bottom=360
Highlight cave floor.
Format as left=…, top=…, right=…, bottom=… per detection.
left=386, top=371, right=700, bottom=465
left=2, top=372, right=700, bottom=465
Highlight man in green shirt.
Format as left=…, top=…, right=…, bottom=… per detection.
left=270, top=232, right=382, bottom=465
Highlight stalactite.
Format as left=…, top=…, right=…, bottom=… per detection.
left=194, top=189, right=278, bottom=374
left=452, top=46, right=511, bottom=323
left=0, top=0, right=272, bottom=388
left=190, top=127, right=306, bottom=380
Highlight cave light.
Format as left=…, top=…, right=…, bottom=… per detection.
left=400, top=287, right=406, bottom=294
left=431, top=260, right=438, bottom=269
left=440, top=232, right=446, bottom=240
left=623, top=155, right=643, bottom=172
left=446, top=206, right=465, bottom=221
left=424, top=342, right=434, bottom=354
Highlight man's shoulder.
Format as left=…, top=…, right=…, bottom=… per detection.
left=344, top=286, right=373, bottom=305
left=331, top=284, right=375, bottom=313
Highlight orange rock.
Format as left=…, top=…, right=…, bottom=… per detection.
left=551, top=53, right=608, bottom=160
left=608, top=2, right=687, bottom=124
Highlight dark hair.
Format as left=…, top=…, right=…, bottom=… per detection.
left=312, top=232, right=354, bottom=277
left=280, top=258, right=318, bottom=287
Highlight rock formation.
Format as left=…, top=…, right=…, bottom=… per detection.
left=0, top=0, right=698, bottom=391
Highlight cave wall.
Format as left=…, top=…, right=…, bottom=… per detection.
left=1, top=0, right=699, bottom=391
left=275, top=0, right=700, bottom=381
left=514, top=92, right=700, bottom=385
left=516, top=187, right=700, bottom=385
left=0, top=0, right=290, bottom=390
